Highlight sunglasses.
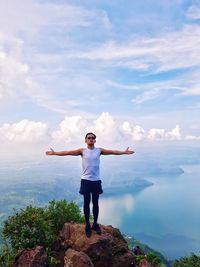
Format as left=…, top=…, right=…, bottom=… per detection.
left=87, top=137, right=96, bottom=140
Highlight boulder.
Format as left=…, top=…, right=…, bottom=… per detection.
left=11, top=245, right=47, bottom=267
left=64, top=248, right=94, bottom=267
left=59, top=222, right=134, bottom=267
left=137, top=258, right=151, bottom=267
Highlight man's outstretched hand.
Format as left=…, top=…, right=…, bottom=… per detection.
left=124, top=147, right=135, bottom=154
left=46, top=148, right=55, bottom=155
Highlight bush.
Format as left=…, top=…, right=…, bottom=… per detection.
left=2, top=205, right=56, bottom=250
left=135, top=254, right=146, bottom=264
left=172, top=253, right=200, bottom=267
left=0, top=199, right=85, bottom=266
left=0, top=239, right=16, bottom=267
left=147, top=252, right=162, bottom=266
left=45, top=199, right=85, bottom=234
left=135, top=252, right=162, bottom=266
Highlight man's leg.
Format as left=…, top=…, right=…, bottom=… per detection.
left=91, top=191, right=101, bottom=234
left=92, top=191, right=99, bottom=225
left=83, top=192, right=92, bottom=237
left=83, top=192, right=91, bottom=225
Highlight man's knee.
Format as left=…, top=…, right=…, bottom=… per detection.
left=92, top=192, right=99, bottom=204
left=84, top=193, right=91, bottom=203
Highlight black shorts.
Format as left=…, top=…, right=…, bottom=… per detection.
left=79, top=179, right=103, bottom=195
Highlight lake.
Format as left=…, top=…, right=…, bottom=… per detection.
left=95, top=164, right=200, bottom=260
left=0, top=155, right=199, bottom=261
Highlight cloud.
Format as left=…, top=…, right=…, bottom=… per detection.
left=131, top=89, right=161, bottom=104
left=50, top=112, right=185, bottom=148
left=0, top=0, right=113, bottom=115
left=52, top=116, right=89, bottom=144
left=122, top=121, right=182, bottom=141
left=121, top=122, right=146, bottom=141
left=1, top=1, right=200, bottom=150
left=51, top=112, right=123, bottom=146
left=67, top=24, right=200, bottom=74
left=0, top=120, right=48, bottom=143
left=0, top=33, right=55, bottom=111
left=0, top=34, right=29, bottom=101
left=185, top=135, right=200, bottom=140
left=0, top=0, right=111, bottom=37
left=166, top=125, right=181, bottom=140
left=186, top=5, right=200, bottom=20
left=0, top=112, right=199, bottom=161
left=148, top=128, right=166, bottom=140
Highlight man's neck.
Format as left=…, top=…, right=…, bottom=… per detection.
left=87, top=145, right=95, bottom=150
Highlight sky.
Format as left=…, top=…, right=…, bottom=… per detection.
left=1, top=0, right=200, bottom=159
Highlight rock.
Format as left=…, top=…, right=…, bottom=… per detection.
left=137, top=258, right=151, bottom=267
left=11, top=245, right=48, bottom=267
left=132, top=246, right=145, bottom=255
left=59, top=222, right=134, bottom=267
left=64, top=248, right=94, bottom=267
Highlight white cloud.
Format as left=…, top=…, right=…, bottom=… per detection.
left=179, top=87, right=200, bottom=96
left=51, top=116, right=89, bottom=144
left=93, top=112, right=124, bottom=145
left=52, top=112, right=184, bottom=147
left=0, top=120, right=48, bottom=143
left=148, top=128, right=166, bottom=140
left=0, top=113, right=199, bottom=161
left=0, top=0, right=111, bottom=37
left=131, top=89, right=161, bottom=104
left=51, top=112, right=123, bottom=147
left=50, top=113, right=196, bottom=145
left=121, top=122, right=146, bottom=141
left=0, top=0, right=113, bottom=115
left=166, top=125, right=181, bottom=140
left=68, top=24, right=200, bottom=74
left=185, top=135, right=200, bottom=140
left=186, top=5, right=200, bottom=20
left=121, top=121, right=182, bottom=141
left=0, top=34, right=29, bottom=101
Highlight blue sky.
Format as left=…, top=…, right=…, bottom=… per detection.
left=0, top=0, right=200, bottom=157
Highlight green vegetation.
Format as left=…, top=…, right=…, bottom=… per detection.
left=134, top=252, right=163, bottom=266
left=0, top=199, right=85, bottom=266
left=172, top=253, right=200, bottom=267
left=125, top=235, right=170, bottom=266
left=146, top=252, right=162, bottom=265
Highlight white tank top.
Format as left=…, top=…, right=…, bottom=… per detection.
left=81, top=147, right=101, bottom=181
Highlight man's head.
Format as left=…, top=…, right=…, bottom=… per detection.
left=85, top=132, right=96, bottom=145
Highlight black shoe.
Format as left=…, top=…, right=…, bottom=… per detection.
left=91, top=223, right=101, bottom=235
left=85, top=224, right=91, bottom=238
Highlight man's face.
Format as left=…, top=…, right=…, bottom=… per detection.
left=85, top=134, right=96, bottom=145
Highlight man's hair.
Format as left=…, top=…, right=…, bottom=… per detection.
left=85, top=132, right=96, bottom=139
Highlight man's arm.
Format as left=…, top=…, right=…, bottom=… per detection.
left=46, top=147, right=83, bottom=156
left=100, top=147, right=135, bottom=155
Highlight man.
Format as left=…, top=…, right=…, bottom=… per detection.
left=46, top=132, right=134, bottom=237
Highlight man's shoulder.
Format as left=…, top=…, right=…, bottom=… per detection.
left=97, top=147, right=102, bottom=153
left=77, top=148, right=84, bottom=155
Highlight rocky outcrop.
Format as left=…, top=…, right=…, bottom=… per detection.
left=11, top=246, right=48, bottom=267
left=137, top=259, right=151, bottom=267
left=59, top=222, right=134, bottom=267
left=12, top=222, right=135, bottom=267
left=64, top=248, right=94, bottom=267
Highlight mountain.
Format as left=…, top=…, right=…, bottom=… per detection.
left=11, top=222, right=166, bottom=267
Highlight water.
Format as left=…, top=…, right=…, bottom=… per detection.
left=1, top=156, right=199, bottom=260
left=98, top=164, right=200, bottom=260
